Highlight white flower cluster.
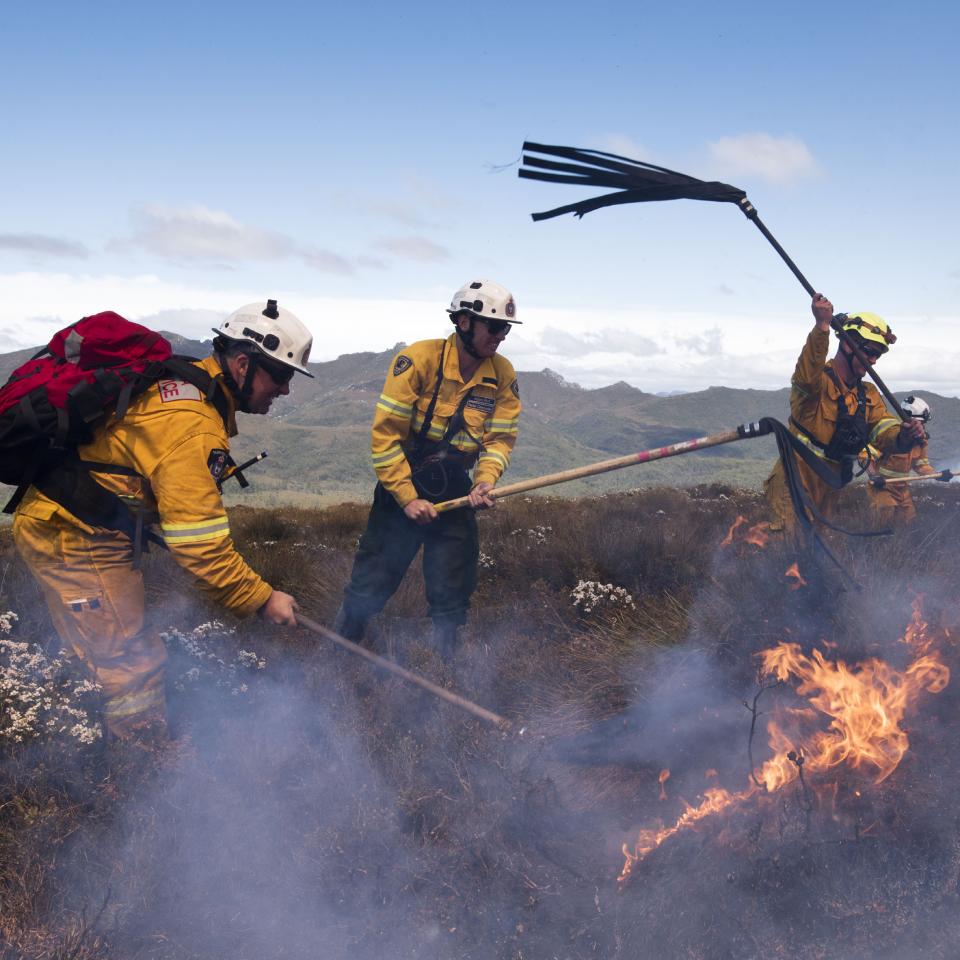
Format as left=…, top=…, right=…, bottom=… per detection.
left=0, top=612, right=103, bottom=746
left=510, top=525, right=553, bottom=546
left=570, top=580, right=636, bottom=615
left=478, top=552, right=496, bottom=570
left=162, top=620, right=266, bottom=696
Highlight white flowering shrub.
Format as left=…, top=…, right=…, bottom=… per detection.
left=478, top=552, right=496, bottom=570
left=0, top=612, right=103, bottom=746
left=510, top=525, right=553, bottom=546
left=570, top=580, right=636, bottom=615
left=162, top=620, right=267, bottom=696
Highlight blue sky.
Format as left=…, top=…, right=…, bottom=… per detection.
left=2, top=0, right=958, bottom=393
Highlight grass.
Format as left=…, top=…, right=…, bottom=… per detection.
left=2, top=482, right=960, bottom=958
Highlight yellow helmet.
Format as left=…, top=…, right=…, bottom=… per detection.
left=840, top=311, right=896, bottom=353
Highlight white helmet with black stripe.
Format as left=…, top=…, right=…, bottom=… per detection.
left=447, top=279, right=520, bottom=326
left=213, top=299, right=314, bottom=377
left=901, top=395, right=931, bottom=422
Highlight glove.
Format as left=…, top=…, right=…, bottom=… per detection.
left=937, top=470, right=952, bottom=483
left=870, top=475, right=886, bottom=490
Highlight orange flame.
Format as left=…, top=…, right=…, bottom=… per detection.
left=720, top=515, right=772, bottom=549
left=784, top=562, right=807, bottom=590
left=618, top=604, right=950, bottom=886
left=658, top=768, right=670, bottom=801
left=720, top=516, right=748, bottom=547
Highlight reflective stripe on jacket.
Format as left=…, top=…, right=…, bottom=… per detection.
left=875, top=441, right=936, bottom=479
left=15, top=355, right=272, bottom=616
left=787, top=327, right=900, bottom=468
left=371, top=334, right=522, bottom=507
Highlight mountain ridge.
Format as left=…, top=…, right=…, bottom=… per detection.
left=3, top=335, right=957, bottom=506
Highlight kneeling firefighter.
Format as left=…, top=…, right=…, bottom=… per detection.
left=335, top=279, right=523, bottom=660
left=765, top=293, right=926, bottom=535
left=866, top=396, right=944, bottom=526
left=12, top=300, right=314, bottom=739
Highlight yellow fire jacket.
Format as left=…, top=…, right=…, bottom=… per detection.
left=14, top=355, right=272, bottom=616
left=786, top=327, right=901, bottom=462
left=371, top=334, right=522, bottom=507
left=872, top=441, right=934, bottom=479
left=766, top=327, right=904, bottom=532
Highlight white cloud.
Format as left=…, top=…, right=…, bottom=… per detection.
left=708, top=133, right=819, bottom=184
left=0, top=270, right=957, bottom=397
left=0, top=233, right=88, bottom=259
left=601, top=135, right=654, bottom=162
left=374, top=235, right=450, bottom=262
left=117, top=205, right=296, bottom=261
left=111, top=205, right=362, bottom=275
left=299, top=247, right=355, bottom=275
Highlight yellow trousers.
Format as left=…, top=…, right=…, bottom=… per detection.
left=866, top=482, right=917, bottom=526
left=764, top=458, right=840, bottom=538
left=13, top=512, right=167, bottom=738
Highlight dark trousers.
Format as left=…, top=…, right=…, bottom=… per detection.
left=342, top=481, right=479, bottom=628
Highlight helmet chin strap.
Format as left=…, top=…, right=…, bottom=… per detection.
left=839, top=340, right=866, bottom=385
left=454, top=314, right=483, bottom=360
left=216, top=348, right=259, bottom=414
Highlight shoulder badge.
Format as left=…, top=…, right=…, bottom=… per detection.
left=207, top=449, right=229, bottom=482
left=158, top=378, right=202, bottom=403
left=510, top=378, right=520, bottom=399
left=393, top=355, right=413, bottom=377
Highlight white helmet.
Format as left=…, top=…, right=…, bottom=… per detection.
left=902, top=395, right=931, bottom=421
left=213, top=299, right=314, bottom=377
left=446, top=279, right=520, bottom=325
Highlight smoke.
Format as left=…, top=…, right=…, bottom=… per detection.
left=8, top=488, right=960, bottom=959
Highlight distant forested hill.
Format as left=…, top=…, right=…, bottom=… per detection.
left=3, top=336, right=958, bottom=506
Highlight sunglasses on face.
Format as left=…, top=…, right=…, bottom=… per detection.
left=259, top=358, right=295, bottom=385
left=477, top=318, right=511, bottom=337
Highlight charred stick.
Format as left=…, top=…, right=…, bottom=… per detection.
left=745, top=678, right=783, bottom=789
left=294, top=613, right=512, bottom=731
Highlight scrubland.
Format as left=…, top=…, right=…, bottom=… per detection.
left=2, top=483, right=960, bottom=959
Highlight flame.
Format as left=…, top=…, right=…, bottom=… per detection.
left=784, top=562, right=807, bottom=590
left=658, top=768, right=670, bottom=800
left=721, top=515, right=772, bottom=549
left=720, top=516, right=748, bottom=547
left=902, top=595, right=933, bottom=655
left=618, top=604, right=950, bottom=886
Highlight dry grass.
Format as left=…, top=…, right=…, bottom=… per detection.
left=2, top=482, right=960, bottom=958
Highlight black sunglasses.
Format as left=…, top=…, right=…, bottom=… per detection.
left=258, top=357, right=295, bottom=385
left=477, top=317, right=511, bottom=336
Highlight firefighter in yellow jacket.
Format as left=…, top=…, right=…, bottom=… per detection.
left=866, top=396, right=944, bottom=525
left=765, top=293, right=926, bottom=535
left=13, top=300, right=312, bottom=739
left=335, top=278, right=522, bottom=659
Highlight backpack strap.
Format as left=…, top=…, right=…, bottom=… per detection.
left=409, top=341, right=447, bottom=460
left=163, top=356, right=233, bottom=428
left=31, top=454, right=164, bottom=568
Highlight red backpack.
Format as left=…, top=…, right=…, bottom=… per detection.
left=0, top=312, right=229, bottom=526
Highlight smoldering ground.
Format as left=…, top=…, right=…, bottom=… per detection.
left=3, top=486, right=960, bottom=959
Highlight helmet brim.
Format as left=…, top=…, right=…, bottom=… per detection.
left=211, top=327, right=315, bottom=377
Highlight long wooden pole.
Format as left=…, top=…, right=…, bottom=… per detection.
left=294, top=613, right=511, bottom=730
left=875, top=471, right=954, bottom=486
left=435, top=422, right=770, bottom=513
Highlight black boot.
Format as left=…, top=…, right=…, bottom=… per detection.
left=333, top=602, right=370, bottom=645
left=432, top=621, right=460, bottom=662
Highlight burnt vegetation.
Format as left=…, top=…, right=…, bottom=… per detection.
left=3, top=484, right=960, bottom=959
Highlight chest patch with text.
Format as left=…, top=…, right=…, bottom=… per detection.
left=465, top=395, right=496, bottom=414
